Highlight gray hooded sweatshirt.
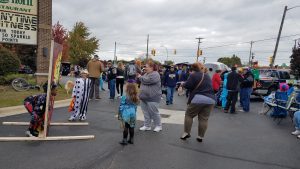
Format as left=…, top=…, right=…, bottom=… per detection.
left=139, top=71, right=162, bottom=103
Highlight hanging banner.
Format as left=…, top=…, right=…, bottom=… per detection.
left=0, top=0, right=37, bottom=45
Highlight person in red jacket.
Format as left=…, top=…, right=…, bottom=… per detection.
left=212, top=70, right=222, bottom=93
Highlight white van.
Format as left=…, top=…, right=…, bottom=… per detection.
left=204, top=62, right=230, bottom=77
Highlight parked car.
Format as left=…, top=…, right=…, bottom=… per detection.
left=61, top=62, right=71, bottom=76
left=252, top=69, right=292, bottom=96
left=18, top=65, right=34, bottom=74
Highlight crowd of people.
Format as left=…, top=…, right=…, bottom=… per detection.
left=23, top=55, right=300, bottom=143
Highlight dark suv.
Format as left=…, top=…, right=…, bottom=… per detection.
left=252, top=69, right=291, bottom=96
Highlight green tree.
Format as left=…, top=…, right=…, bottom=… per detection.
left=0, top=47, right=21, bottom=75
left=217, top=54, right=242, bottom=67
left=290, top=44, right=300, bottom=79
left=68, top=22, right=99, bottom=67
left=164, top=60, right=174, bottom=65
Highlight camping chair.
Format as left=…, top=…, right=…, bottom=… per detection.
left=270, top=91, right=288, bottom=124
left=261, top=92, right=276, bottom=115
left=289, top=90, right=300, bottom=122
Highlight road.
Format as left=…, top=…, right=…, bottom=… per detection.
left=0, top=90, right=299, bottom=169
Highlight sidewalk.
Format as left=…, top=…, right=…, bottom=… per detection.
left=0, top=99, right=72, bottom=118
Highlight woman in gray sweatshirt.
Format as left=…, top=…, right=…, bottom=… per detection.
left=137, top=61, right=162, bottom=132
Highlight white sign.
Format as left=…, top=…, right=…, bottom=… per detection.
left=0, top=0, right=37, bottom=45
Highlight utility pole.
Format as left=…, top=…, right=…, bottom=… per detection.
left=146, top=34, right=149, bottom=61
left=272, top=5, right=288, bottom=67
left=114, top=41, right=117, bottom=65
left=196, top=37, right=204, bottom=62
left=248, top=41, right=253, bottom=67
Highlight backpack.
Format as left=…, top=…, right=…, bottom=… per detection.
left=128, top=64, right=136, bottom=76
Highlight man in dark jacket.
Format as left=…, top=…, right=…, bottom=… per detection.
left=224, top=67, right=243, bottom=114
left=107, top=62, right=117, bottom=99
left=240, top=68, right=254, bottom=112
left=164, top=66, right=178, bottom=105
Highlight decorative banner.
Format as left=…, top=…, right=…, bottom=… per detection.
left=44, top=41, right=63, bottom=136
left=0, top=0, right=37, bottom=45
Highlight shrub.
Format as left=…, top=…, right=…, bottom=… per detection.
left=0, top=74, right=34, bottom=85
left=0, top=47, right=21, bottom=75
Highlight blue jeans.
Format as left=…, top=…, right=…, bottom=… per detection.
left=109, top=79, right=116, bottom=98
left=294, top=111, right=300, bottom=130
left=167, top=87, right=175, bottom=104
left=240, top=87, right=252, bottom=112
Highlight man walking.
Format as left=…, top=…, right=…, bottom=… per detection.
left=224, top=67, right=243, bottom=114
left=87, top=55, right=103, bottom=100
left=164, top=65, right=178, bottom=105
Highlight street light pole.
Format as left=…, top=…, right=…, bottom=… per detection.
left=272, top=5, right=300, bottom=67
left=161, top=45, right=169, bottom=62
left=248, top=41, right=253, bottom=67
left=146, top=34, right=149, bottom=61
left=196, top=37, right=203, bottom=62
left=114, top=41, right=117, bottom=65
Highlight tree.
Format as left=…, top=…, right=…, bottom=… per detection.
left=52, top=21, right=69, bottom=62
left=164, top=60, right=174, bottom=65
left=0, top=47, right=20, bottom=75
left=217, top=54, right=242, bottom=67
left=290, top=43, right=300, bottom=79
left=68, top=22, right=99, bottom=67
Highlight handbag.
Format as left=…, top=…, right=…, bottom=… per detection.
left=187, top=73, right=205, bottom=104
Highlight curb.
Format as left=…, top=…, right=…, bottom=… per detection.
left=0, top=99, right=72, bottom=118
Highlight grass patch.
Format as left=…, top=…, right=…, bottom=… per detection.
left=0, top=85, right=71, bottom=108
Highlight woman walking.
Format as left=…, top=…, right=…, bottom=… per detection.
left=138, top=61, right=162, bottom=132
left=180, top=62, right=215, bottom=142
left=116, top=62, right=125, bottom=97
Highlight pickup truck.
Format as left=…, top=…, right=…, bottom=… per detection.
left=252, top=69, right=292, bottom=96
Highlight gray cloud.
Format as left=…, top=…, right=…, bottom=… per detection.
left=53, top=0, right=300, bottom=65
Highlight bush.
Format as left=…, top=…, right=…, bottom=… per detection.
left=0, top=47, right=21, bottom=75
left=0, top=73, right=34, bottom=85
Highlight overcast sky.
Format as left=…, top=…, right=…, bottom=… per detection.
left=53, top=0, right=300, bottom=66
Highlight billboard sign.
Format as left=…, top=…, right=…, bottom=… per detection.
left=0, top=0, right=37, bottom=45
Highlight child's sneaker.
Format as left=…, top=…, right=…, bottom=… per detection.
left=119, top=139, right=128, bottom=145
left=68, top=116, right=76, bottom=121
left=25, top=130, right=34, bottom=137
left=298, top=135, right=300, bottom=139
left=139, top=126, right=151, bottom=131
left=291, top=130, right=300, bottom=135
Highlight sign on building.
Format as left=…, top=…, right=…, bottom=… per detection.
left=0, top=0, right=37, bottom=45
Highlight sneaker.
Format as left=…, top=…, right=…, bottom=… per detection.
left=128, top=139, right=134, bottom=144
left=180, top=133, right=191, bottom=140
left=79, top=116, right=86, bottom=121
left=68, top=116, right=76, bottom=121
left=117, top=94, right=120, bottom=97
left=25, top=130, right=34, bottom=137
left=153, top=126, right=162, bottom=132
left=291, top=130, right=300, bottom=135
left=119, top=139, right=128, bottom=145
left=95, top=97, right=101, bottom=100
left=139, top=126, right=151, bottom=131
left=196, top=136, right=203, bottom=142
left=298, top=135, right=300, bottom=139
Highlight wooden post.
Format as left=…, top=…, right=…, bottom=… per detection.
left=42, top=40, right=54, bottom=138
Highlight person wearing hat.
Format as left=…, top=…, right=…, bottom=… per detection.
left=87, top=55, right=104, bottom=100
left=68, top=69, right=92, bottom=121
left=164, top=65, right=178, bottom=105
left=24, top=82, right=58, bottom=137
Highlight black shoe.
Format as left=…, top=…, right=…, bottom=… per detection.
left=101, top=88, right=106, bottom=91
left=230, top=111, right=237, bottom=114
left=128, top=139, right=134, bottom=144
left=196, top=137, right=203, bottom=142
left=119, top=139, right=128, bottom=145
left=180, top=133, right=191, bottom=140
